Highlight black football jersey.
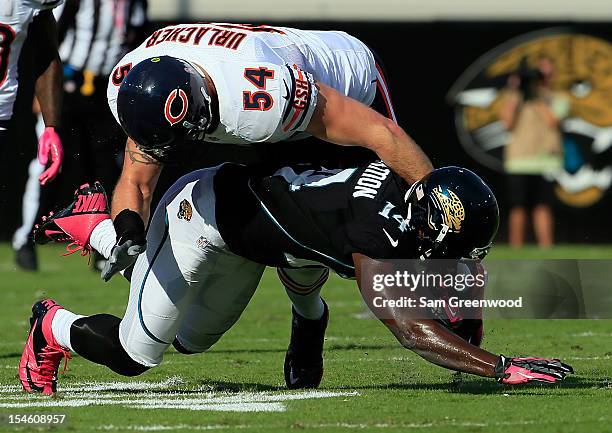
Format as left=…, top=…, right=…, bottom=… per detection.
left=214, top=161, right=417, bottom=278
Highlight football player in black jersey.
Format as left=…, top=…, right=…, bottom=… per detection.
left=23, top=162, right=572, bottom=395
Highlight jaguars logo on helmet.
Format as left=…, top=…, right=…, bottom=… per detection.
left=406, top=167, right=499, bottom=260
left=431, top=186, right=465, bottom=232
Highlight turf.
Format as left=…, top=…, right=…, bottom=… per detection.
left=0, top=244, right=611, bottom=432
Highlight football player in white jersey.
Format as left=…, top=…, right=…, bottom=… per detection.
left=0, top=0, right=64, bottom=184
left=100, top=23, right=434, bottom=282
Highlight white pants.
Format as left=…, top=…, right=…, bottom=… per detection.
left=118, top=166, right=327, bottom=367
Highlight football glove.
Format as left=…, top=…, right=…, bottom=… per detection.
left=495, top=355, right=574, bottom=385
left=101, top=209, right=146, bottom=281
left=38, top=127, right=64, bottom=185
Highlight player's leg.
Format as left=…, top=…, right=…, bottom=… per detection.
left=278, top=267, right=330, bottom=389
left=12, top=113, right=41, bottom=271
left=369, top=52, right=398, bottom=123
left=19, top=169, right=215, bottom=394
left=173, top=255, right=266, bottom=355
left=12, top=158, right=43, bottom=270
left=279, top=267, right=328, bottom=320
left=315, top=31, right=397, bottom=123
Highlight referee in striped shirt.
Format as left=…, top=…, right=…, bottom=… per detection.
left=57, top=0, right=148, bottom=187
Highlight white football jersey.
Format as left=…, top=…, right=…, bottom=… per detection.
left=0, top=0, right=63, bottom=121
left=107, top=23, right=378, bottom=145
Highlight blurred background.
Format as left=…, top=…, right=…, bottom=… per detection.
left=1, top=0, right=611, bottom=270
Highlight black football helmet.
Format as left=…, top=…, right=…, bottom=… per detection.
left=116, top=56, right=214, bottom=163
left=405, top=166, right=499, bottom=260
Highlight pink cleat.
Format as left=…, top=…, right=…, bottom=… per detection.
left=19, top=300, right=71, bottom=396
left=33, top=182, right=110, bottom=256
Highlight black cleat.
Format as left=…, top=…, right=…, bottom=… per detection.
left=15, top=241, right=38, bottom=271
left=284, top=300, right=328, bottom=389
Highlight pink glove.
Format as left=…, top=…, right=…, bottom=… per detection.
left=38, top=126, right=64, bottom=185
left=495, top=356, right=573, bottom=384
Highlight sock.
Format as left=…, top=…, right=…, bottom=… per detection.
left=279, top=268, right=328, bottom=320
left=89, top=219, right=117, bottom=259
left=52, top=309, right=84, bottom=351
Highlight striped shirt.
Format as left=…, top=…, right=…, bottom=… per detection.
left=57, top=0, right=147, bottom=77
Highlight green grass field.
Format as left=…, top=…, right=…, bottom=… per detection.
left=1, top=244, right=612, bottom=432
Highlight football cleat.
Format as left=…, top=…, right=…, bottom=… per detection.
left=284, top=301, right=329, bottom=389
left=34, top=182, right=110, bottom=257
left=14, top=240, right=38, bottom=272
left=19, top=300, right=71, bottom=396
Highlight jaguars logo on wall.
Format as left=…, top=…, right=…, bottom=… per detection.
left=448, top=28, right=612, bottom=207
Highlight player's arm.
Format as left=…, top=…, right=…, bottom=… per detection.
left=352, top=253, right=573, bottom=384
left=30, top=10, right=64, bottom=184
left=100, top=138, right=162, bottom=281
left=352, top=253, right=497, bottom=376
left=112, top=137, right=163, bottom=222
left=307, top=83, right=433, bottom=184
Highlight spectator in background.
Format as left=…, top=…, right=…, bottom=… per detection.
left=13, top=0, right=148, bottom=270
left=498, top=57, right=569, bottom=248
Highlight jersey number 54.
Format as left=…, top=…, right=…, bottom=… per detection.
left=243, top=67, right=274, bottom=111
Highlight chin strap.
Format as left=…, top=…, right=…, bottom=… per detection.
left=469, top=244, right=492, bottom=260
left=419, top=224, right=450, bottom=260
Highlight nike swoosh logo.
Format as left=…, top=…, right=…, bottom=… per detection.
left=383, top=228, right=399, bottom=248
left=283, top=80, right=290, bottom=100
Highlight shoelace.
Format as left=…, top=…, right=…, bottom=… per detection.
left=63, top=242, right=92, bottom=265
left=37, top=209, right=94, bottom=262
left=63, top=241, right=92, bottom=257
left=37, top=345, right=72, bottom=383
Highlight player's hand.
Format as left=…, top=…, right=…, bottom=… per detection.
left=101, top=209, right=147, bottom=282
left=38, top=127, right=64, bottom=185
left=495, top=355, right=574, bottom=384
left=101, top=240, right=146, bottom=282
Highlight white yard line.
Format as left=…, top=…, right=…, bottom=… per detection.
left=567, top=356, right=612, bottom=360
left=96, top=419, right=549, bottom=432
left=571, top=332, right=612, bottom=337
left=99, top=425, right=246, bottom=431
left=0, top=376, right=186, bottom=394
left=0, top=378, right=358, bottom=413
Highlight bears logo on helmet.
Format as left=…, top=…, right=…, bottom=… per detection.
left=164, top=89, right=189, bottom=126
left=116, top=56, right=216, bottom=163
